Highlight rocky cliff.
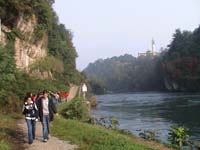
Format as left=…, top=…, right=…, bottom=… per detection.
left=1, top=15, right=47, bottom=71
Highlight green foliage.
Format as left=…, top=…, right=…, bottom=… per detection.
left=0, top=0, right=53, bottom=28
left=110, top=117, right=119, bottom=129
left=3, top=27, right=22, bottom=41
left=0, top=44, right=19, bottom=112
left=168, top=126, right=189, bottom=148
left=48, top=22, right=81, bottom=83
left=0, top=141, right=10, bottom=150
left=1, top=0, right=84, bottom=85
left=88, top=77, right=106, bottom=94
left=0, top=0, right=30, bottom=28
left=30, top=55, right=64, bottom=74
left=0, top=0, right=84, bottom=113
left=0, top=43, right=69, bottom=112
left=33, top=24, right=46, bottom=40
left=32, top=0, right=54, bottom=29
left=84, top=54, right=164, bottom=92
left=60, top=98, right=90, bottom=122
left=51, top=117, right=154, bottom=150
left=14, top=71, right=69, bottom=99
left=161, top=26, right=200, bottom=91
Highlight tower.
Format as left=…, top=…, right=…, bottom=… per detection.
left=151, top=38, right=156, bottom=55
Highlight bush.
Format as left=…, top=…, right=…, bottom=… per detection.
left=29, top=55, right=64, bottom=74
left=168, top=125, right=190, bottom=148
left=33, top=24, right=46, bottom=40
left=60, top=97, right=90, bottom=122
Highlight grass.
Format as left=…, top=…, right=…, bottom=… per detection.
left=51, top=117, right=153, bottom=150
left=0, top=140, right=10, bottom=150
left=0, top=114, right=23, bottom=150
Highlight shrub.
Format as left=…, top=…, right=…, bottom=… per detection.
left=33, top=24, right=46, bottom=40
left=168, top=125, right=190, bottom=148
left=29, top=55, right=64, bottom=74
left=60, top=97, right=90, bottom=122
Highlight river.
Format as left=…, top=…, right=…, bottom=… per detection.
left=91, top=92, right=200, bottom=143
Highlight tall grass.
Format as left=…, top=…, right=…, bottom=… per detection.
left=51, top=117, right=153, bottom=150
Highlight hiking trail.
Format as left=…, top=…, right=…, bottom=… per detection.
left=17, top=119, right=78, bottom=150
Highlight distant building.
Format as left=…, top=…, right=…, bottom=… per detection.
left=138, top=39, right=159, bottom=57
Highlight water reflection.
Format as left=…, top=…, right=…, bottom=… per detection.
left=158, top=97, right=200, bottom=139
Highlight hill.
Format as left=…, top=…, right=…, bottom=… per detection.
left=84, top=54, right=164, bottom=93
left=0, top=0, right=84, bottom=112
left=84, top=26, right=200, bottom=93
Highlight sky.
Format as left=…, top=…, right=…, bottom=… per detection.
left=53, top=0, right=200, bottom=71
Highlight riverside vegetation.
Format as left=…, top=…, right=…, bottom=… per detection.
left=51, top=97, right=171, bottom=150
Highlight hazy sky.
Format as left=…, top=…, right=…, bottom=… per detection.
left=53, top=0, right=200, bottom=71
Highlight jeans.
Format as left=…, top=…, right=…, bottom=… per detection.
left=42, top=115, right=49, bottom=140
left=26, top=119, right=36, bottom=144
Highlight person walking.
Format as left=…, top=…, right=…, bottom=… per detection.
left=22, top=97, right=39, bottom=144
left=57, top=91, right=62, bottom=102
left=64, top=92, right=69, bottom=102
left=36, top=90, right=57, bottom=142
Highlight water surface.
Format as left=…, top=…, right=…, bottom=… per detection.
left=91, top=92, right=200, bottom=142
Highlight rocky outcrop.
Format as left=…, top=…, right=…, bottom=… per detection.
left=1, top=15, right=47, bottom=71
left=14, top=15, right=47, bottom=71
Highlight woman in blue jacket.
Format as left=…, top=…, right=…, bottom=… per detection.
left=22, top=97, right=39, bottom=144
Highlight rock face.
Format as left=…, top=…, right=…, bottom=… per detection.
left=15, top=16, right=47, bottom=71
left=1, top=15, right=47, bottom=71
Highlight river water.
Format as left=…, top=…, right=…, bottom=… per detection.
left=91, top=92, right=200, bottom=143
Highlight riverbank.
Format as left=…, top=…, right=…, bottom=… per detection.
left=50, top=98, right=172, bottom=150
left=51, top=117, right=171, bottom=150
left=0, top=97, right=172, bottom=150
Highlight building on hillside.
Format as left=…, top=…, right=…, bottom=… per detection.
left=138, top=39, right=159, bottom=58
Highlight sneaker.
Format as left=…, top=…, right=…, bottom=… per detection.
left=43, top=139, right=48, bottom=142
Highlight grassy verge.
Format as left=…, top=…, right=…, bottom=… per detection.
left=51, top=117, right=153, bottom=150
left=0, top=114, right=23, bottom=150
left=51, top=98, right=171, bottom=150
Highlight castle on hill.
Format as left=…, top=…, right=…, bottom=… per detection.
left=138, top=39, right=159, bottom=57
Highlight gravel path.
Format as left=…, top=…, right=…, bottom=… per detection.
left=17, top=119, right=78, bottom=150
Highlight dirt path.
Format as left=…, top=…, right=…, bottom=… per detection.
left=17, top=119, right=78, bottom=150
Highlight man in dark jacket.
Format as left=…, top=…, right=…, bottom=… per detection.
left=36, top=90, right=57, bottom=142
